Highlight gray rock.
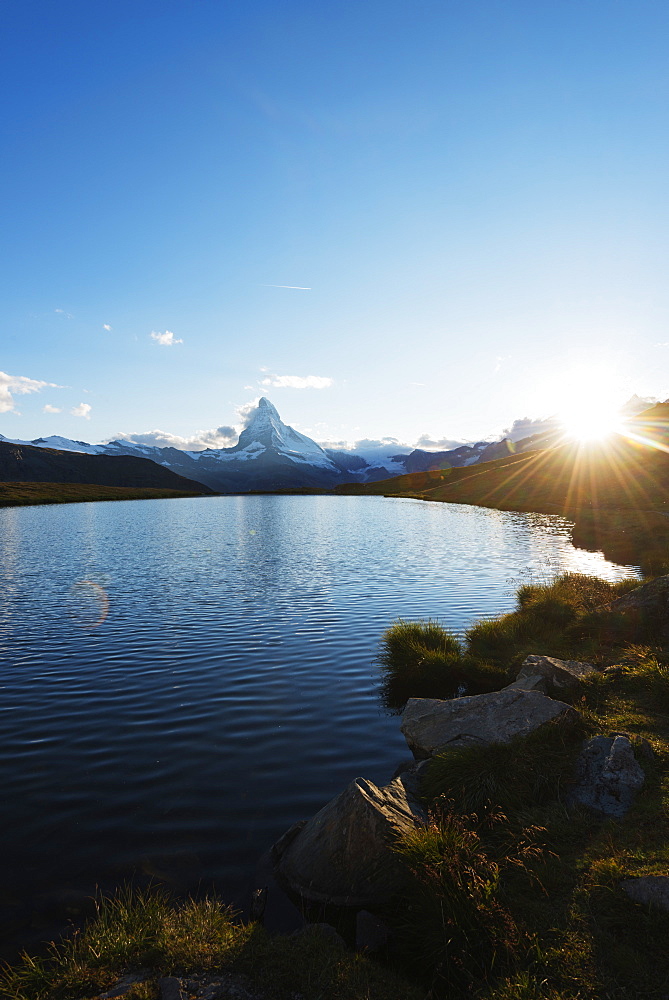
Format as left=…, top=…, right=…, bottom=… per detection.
left=159, top=978, right=184, bottom=1000
left=98, top=974, right=148, bottom=999
left=504, top=672, right=549, bottom=693
left=569, top=735, right=645, bottom=817
left=517, top=654, right=597, bottom=693
left=273, top=774, right=426, bottom=908
left=607, top=574, right=669, bottom=620
left=621, top=875, right=669, bottom=912
left=401, top=689, right=578, bottom=759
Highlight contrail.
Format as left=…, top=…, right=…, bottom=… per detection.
left=263, top=284, right=311, bottom=290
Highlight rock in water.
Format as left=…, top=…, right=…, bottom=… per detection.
left=569, top=735, right=645, bottom=818
left=401, top=689, right=578, bottom=759
left=273, top=775, right=426, bottom=908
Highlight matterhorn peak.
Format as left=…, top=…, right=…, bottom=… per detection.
left=232, top=398, right=336, bottom=470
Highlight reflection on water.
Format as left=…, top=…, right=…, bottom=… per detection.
left=0, top=495, right=636, bottom=942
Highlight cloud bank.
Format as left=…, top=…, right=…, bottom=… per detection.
left=114, top=425, right=239, bottom=451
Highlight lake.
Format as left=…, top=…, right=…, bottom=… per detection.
left=0, top=494, right=637, bottom=946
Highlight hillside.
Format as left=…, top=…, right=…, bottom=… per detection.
left=0, top=440, right=214, bottom=494
left=336, top=408, right=669, bottom=571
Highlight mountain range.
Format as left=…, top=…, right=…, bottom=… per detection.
left=0, top=439, right=213, bottom=494
left=0, top=398, right=523, bottom=492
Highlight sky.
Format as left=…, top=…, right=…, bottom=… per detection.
left=2, top=0, right=669, bottom=452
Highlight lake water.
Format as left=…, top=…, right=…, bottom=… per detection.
left=0, top=494, right=637, bottom=945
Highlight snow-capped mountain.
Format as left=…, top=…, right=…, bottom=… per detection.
left=0, top=398, right=496, bottom=492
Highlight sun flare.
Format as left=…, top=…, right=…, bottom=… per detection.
left=560, top=405, right=624, bottom=442
left=555, top=367, right=627, bottom=443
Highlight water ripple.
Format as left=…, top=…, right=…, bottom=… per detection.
left=0, top=495, right=636, bottom=926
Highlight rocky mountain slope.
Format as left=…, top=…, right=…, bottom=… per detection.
left=0, top=440, right=213, bottom=493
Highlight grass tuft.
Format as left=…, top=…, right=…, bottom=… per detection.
left=0, top=887, right=423, bottom=1000
left=378, top=619, right=508, bottom=707
left=389, top=810, right=523, bottom=995
left=420, top=715, right=588, bottom=816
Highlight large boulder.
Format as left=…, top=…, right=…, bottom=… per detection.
left=569, top=735, right=645, bottom=818
left=401, top=689, right=578, bottom=759
left=516, top=654, right=597, bottom=694
left=272, top=774, right=426, bottom=908
left=620, top=876, right=669, bottom=912
left=607, top=575, right=669, bottom=624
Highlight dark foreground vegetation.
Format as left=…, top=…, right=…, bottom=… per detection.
left=0, top=482, right=211, bottom=508
left=4, top=573, right=669, bottom=999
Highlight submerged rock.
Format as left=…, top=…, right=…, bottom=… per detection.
left=516, top=654, right=597, bottom=693
left=273, top=774, right=426, bottom=908
left=569, top=735, right=645, bottom=818
left=400, top=689, right=578, bottom=759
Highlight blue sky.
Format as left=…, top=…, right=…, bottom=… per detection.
left=2, top=0, right=669, bottom=450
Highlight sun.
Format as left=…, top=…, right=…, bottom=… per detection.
left=554, top=367, right=627, bottom=443
left=560, top=403, right=624, bottom=442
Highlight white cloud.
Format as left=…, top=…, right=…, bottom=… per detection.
left=414, top=434, right=469, bottom=451
left=0, top=370, right=61, bottom=414
left=71, top=403, right=92, bottom=419
left=263, top=284, right=311, bottom=290
left=261, top=374, right=333, bottom=389
left=114, top=425, right=239, bottom=451
left=103, top=324, right=112, bottom=331
left=237, top=398, right=261, bottom=427
left=55, top=308, right=74, bottom=319
left=43, top=404, right=61, bottom=414
left=150, top=330, right=183, bottom=346
left=500, top=416, right=560, bottom=442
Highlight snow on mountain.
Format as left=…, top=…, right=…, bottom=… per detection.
left=0, top=399, right=501, bottom=491
left=224, top=397, right=339, bottom=470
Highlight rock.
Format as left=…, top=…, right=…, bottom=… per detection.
left=569, top=735, right=645, bottom=818
left=159, top=978, right=184, bottom=1000
left=401, top=689, right=578, bottom=759
left=172, top=973, right=271, bottom=1000
left=621, top=876, right=669, bottom=912
left=356, top=908, right=390, bottom=952
left=98, top=974, right=148, bottom=999
left=607, top=575, right=669, bottom=625
left=273, top=774, right=426, bottom=908
left=517, top=654, right=597, bottom=693
left=504, top=673, right=548, bottom=693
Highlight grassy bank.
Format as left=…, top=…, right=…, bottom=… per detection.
left=378, top=572, right=669, bottom=998
left=0, top=482, right=212, bottom=508
left=4, top=573, right=669, bottom=999
left=0, top=889, right=421, bottom=1000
